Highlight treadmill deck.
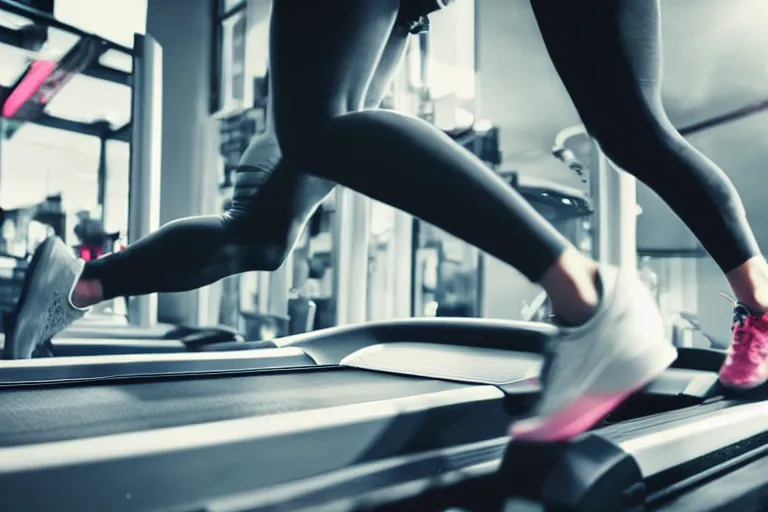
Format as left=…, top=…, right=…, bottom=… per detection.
left=0, top=368, right=471, bottom=447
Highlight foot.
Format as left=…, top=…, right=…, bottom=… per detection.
left=509, top=265, right=677, bottom=442
left=5, top=237, right=90, bottom=359
left=718, top=298, right=768, bottom=391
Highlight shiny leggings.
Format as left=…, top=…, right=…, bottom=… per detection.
left=82, top=0, right=759, bottom=300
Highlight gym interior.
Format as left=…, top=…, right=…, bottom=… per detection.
left=1, top=0, right=768, bottom=510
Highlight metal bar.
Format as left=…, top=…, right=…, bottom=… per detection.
left=126, top=34, right=162, bottom=328
left=96, top=132, right=107, bottom=215
left=0, top=0, right=133, bottom=55
left=31, top=113, right=101, bottom=136
left=3, top=113, right=128, bottom=141
left=601, top=152, right=638, bottom=268
left=80, top=63, right=131, bottom=86
left=679, top=98, right=768, bottom=136
left=110, top=122, right=131, bottom=141
left=391, top=210, right=413, bottom=319
left=332, top=188, right=371, bottom=326
left=209, top=0, right=223, bottom=113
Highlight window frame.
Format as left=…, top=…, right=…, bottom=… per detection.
left=210, top=0, right=247, bottom=114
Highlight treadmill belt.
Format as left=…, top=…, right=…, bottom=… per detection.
left=0, top=368, right=469, bottom=447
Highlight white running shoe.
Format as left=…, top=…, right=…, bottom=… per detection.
left=510, top=265, right=678, bottom=442
left=5, top=237, right=90, bottom=359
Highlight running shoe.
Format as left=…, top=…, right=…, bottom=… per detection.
left=718, top=293, right=768, bottom=391
left=5, top=237, right=90, bottom=359
left=510, top=265, right=678, bottom=442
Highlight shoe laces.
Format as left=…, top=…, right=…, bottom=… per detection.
left=720, top=292, right=768, bottom=364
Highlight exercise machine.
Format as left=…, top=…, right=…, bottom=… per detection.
left=0, top=317, right=745, bottom=512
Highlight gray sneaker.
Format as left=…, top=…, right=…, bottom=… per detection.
left=5, top=237, right=90, bottom=359
left=509, top=264, right=678, bottom=441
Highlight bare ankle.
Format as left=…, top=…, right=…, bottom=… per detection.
left=71, top=279, right=104, bottom=309
left=539, top=249, right=600, bottom=325
left=726, top=256, right=768, bottom=312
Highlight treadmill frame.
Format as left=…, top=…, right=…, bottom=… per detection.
left=0, top=385, right=507, bottom=512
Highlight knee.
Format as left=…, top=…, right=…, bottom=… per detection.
left=220, top=211, right=291, bottom=272
left=587, top=104, right=682, bottom=170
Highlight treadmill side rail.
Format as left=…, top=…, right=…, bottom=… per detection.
left=496, top=400, right=768, bottom=511
left=0, top=386, right=506, bottom=512
left=618, top=399, right=768, bottom=478
left=274, top=317, right=556, bottom=365
left=0, top=347, right=314, bottom=385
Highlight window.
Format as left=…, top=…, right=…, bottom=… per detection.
left=210, top=0, right=248, bottom=114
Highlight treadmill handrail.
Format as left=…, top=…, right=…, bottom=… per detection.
left=612, top=400, right=768, bottom=478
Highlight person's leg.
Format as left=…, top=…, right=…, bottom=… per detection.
left=530, top=0, right=768, bottom=390
left=5, top=5, right=412, bottom=359
left=73, top=20, right=413, bottom=307
left=268, top=0, right=675, bottom=441
left=270, top=0, right=596, bottom=314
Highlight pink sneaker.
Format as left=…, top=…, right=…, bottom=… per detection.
left=718, top=295, right=768, bottom=391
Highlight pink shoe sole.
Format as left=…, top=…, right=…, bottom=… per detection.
left=509, top=382, right=647, bottom=442
left=718, top=376, right=767, bottom=392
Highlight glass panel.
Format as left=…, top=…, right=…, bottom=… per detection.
left=46, top=74, right=131, bottom=126
left=218, top=10, right=248, bottom=112
left=0, top=25, right=132, bottom=126
left=98, top=49, right=132, bottom=74
left=0, top=42, right=35, bottom=88
left=54, top=0, right=147, bottom=49
left=0, top=122, right=100, bottom=244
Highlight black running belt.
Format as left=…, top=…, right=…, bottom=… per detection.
left=0, top=368, right=468, bottom=447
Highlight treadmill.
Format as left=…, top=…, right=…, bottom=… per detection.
left=0, top=317, right=740, bottom=512
left=50, top=317, right=249, bottom=357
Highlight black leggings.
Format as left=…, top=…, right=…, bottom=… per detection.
left=83, top=0, right=759, bottom=300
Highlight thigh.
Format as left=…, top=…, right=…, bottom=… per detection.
left=269, top=0, right=402, bottom=149
left=531, top=0, right=664, bottom=137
